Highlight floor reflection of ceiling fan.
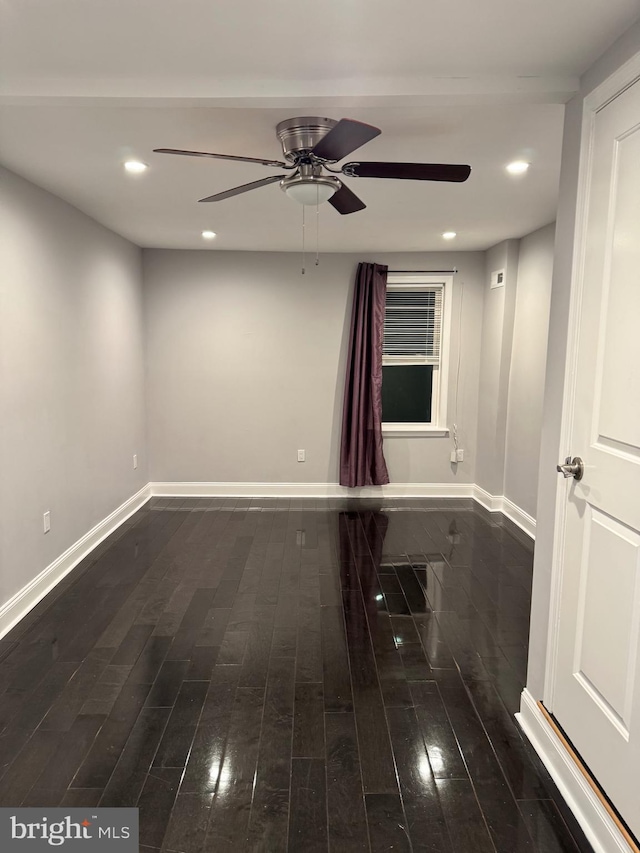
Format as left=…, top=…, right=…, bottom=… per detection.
left=154, top=116, right=471, bottom=215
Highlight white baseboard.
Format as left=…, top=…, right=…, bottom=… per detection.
left=150, top=481, right=477, bottom=499
left=0, top=484, right=151, bottom=641
left=516, top=689, right=632, bottom=853
left=473, top=485, right=536, bottom=539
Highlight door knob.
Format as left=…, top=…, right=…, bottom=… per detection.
left=556, top=456, right=584, bottom=481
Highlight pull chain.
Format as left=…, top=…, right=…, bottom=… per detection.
left=315, top=186, right=320, bottom=266
left=301, top=203, right=306, bottom=274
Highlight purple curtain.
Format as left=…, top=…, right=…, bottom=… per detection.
left=339, top=262, right=390, bottom=487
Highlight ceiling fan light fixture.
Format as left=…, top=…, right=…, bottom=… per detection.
left=285, top=182, right=335, bottom=205
left=281, top=175, right=341, bottom=206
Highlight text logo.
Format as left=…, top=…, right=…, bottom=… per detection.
left=0, top=809, right=138, bottom=851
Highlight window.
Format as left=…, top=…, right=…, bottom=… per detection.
left=381, top=273, right=452, bottom=436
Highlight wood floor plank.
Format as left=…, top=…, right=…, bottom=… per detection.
left=325, top=712, right=369, bottom=852
left=99, top=707, right=171, bottom=807
left=288, top=759, right=328, bottom=852
left=292, top=682, right=324, bottom=758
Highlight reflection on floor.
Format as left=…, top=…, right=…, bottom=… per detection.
left=0, top=498, right=593, bottom=851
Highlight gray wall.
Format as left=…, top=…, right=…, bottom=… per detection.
left=475, top=239, right=520, bottom=497
left=504, top=223, right=556, bottom=518
left=143, top=249, right=485, bottom=485
left=0, top=167, right=147, bottom=610
left=475, top=227, right=555, bottom=515
left=527, top=20, right=640, bottom=700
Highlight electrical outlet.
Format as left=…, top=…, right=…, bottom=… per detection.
left=297, top=449, right=305, bottom=462
left=296, top=530, right=306, bottom=546
left=43, top=511, right=51, bottom=534
left=450, top=450, right=457, bottom=463
left=456, top=449, right=464, bottom=462
left=133, top=454, right=138, bottom=469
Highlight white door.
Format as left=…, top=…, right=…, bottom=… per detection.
left=551, top=74, right=640, bottom=838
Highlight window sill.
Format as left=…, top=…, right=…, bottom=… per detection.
left=382, top=424, right=450, bottom=438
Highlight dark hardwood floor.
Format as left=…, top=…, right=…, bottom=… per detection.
left=0, top=497, right=594, bottom=852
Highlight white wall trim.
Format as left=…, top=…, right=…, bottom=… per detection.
left=517, top=689, right=633, bottom=853
left=0, top=485, right=151, bottom=641
left=382, top=426, right=450, bottom=438
left=584, top=51, right=640, bottom=113
left=473, top=485, right=536, bottom=538
left=472, top=484, right=503, bottom=512
left=150, top=481, right=476, bottom=499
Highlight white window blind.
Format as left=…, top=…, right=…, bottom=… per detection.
left=383, top=287, right=444, bottom=365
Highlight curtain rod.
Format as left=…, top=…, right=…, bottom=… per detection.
left=387, top=269, right=457, bottom=274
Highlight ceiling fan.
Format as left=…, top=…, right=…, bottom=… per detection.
left=154, top=116, right=471, bottom=215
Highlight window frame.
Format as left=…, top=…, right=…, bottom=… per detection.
left=381, top=273, right=453, bottom=438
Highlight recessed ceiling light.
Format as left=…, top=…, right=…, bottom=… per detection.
left=202, top=231, right=217, bottom=240
left=442, top=231, right=457, bottom=240
left=506, top=160, right=530, bottom=175
left=123, top=160, right=148, bottom=174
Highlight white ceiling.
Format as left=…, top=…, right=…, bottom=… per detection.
left=0, top=0, right=638, bottom=252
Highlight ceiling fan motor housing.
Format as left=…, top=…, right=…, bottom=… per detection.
left=276, top=116, right=338, bottom=162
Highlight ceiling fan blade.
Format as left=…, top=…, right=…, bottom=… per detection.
left=311, top=119, right=381, bottom=162
left=154, top=148, right=288, bottom=168
left=328, top=183, right=366, bottom=215
left=199, top=175, right=285, bottom=202
left=344, top=162, right=471, bottom=182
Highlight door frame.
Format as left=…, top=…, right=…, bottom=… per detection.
left=543, top=50, right=640, bottom=710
